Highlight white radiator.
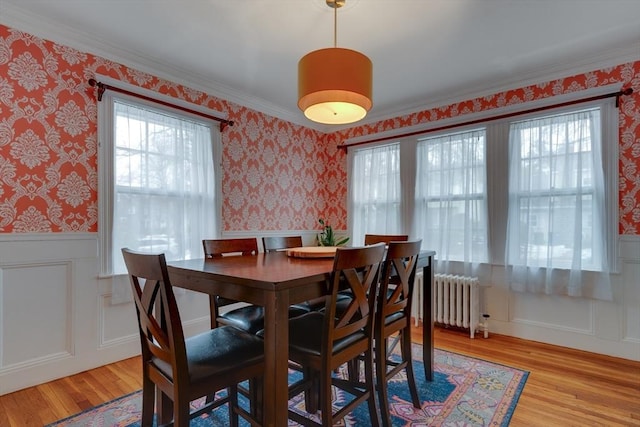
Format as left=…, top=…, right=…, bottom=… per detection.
left=412, top=272, right=484, bottom=338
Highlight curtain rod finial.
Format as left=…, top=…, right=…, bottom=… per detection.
left=220, top=120, right=234, bottom=132
left=88, top=78, right=105, bottom=101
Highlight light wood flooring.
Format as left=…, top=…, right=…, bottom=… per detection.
left=1, top=326, right=638, bottom=426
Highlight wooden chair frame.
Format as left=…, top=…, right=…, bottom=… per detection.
left=202, top=238, right=259, bottom=328
left=122, top=248, right=264, bottom=427
left=374, top=239, right=423, bottom=425
left=286, top=243, right=386, bottom=427
left=364, top=233, right=409, bottom=245
left=262, top=235, right=303, bottom=252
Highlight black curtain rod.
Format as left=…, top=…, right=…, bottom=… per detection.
left=338, top=87, right=633, bottom=152
left=88, top=79, right=234, bottom=131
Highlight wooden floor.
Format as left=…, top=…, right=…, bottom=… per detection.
left=1, top=326, right=638, bottom=426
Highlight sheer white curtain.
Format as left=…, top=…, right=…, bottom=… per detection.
left=413, top=129, right=489, bottom=279
left=348, top=143, right=402, bottom=246
left=505, top=108, right=612, bottom=299
left=106, top=99, right=219, bottom=302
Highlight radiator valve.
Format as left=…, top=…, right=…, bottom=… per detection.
left=480, top=314, right=490, bottom=339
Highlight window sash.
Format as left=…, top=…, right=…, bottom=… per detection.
left=506, top=107, right=606, bottom=272
left=414, top=128, right=489, bottom=265
left=349, top=143, right=404, bottom=244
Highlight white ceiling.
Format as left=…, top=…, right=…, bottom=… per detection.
left=2, top=0, right=639, bottom=131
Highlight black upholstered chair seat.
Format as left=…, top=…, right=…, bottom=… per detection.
left=384, top=311, right=405, bottom=325
left=290, top=292, right=352, bottom=312
left=220, top=304, right=309, bottom=335
left=287, top=312, right=367, bottom=357
left=153, top=325, right=265, bottom=381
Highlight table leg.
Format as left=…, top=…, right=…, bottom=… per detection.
left=422, top=257, right=434, bottom=381
left=262, top=289, right=290, bottom=427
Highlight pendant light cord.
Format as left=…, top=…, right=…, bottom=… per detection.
left=333, top=3, right=338, bottom=47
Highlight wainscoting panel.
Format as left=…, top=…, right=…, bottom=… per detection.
left=488, top=235, right=640, bottom=360
left=620, top=237, right=640, bottom=343
left=0, top=261, right=72, bottom=367
left=509, top=292, right=594, bottom=334
left=99, top=294, right=138, bottom=348
left=0, top=233, right=215, bottom=395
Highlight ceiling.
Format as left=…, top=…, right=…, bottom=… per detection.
left=2, top=0, right=639, bottom=131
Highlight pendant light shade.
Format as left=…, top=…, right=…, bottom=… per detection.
left=298, top=0, right=372, bottom=125
left=298, top=47, right=372, bottom=125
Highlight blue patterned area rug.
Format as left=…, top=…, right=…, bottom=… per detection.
left=47, top=346, right=528, bottom=427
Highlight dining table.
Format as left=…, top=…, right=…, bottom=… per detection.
left=167, top=248, right=435, bottom=427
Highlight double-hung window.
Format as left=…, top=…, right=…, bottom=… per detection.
left=99, top=91, right=221, bottom=278
left=505, top=107, right=612, bottom=298
left=349, top=143, right=403, bottom=245
left=348, top=96, right=616, bottom=299
left=414, top=129, right=489, bottom=272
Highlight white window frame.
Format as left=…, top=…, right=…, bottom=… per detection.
left=347, top=142, right=408, bottom=246
left=97, top=81, right=223, bottom=277
left=501, top=100, right=618, bottom=273
left=414, top=127, right=489, bottom=266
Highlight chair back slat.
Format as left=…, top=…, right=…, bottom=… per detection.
left=262, top=236, right=303, bottom=252
left=202, top=238, right=259, bottom=316
left=364, top=234, right=409, bottom=245
left=203, top=238, right=258, bottom=258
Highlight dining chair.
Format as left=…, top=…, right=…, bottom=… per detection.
left=121, top=248, right=264, bottom=427
left=285, top=243, right=386, bottom=427
left=364, top=233, right=409, bottom=245
left=262, top=235, right=303, bottom=252
left=203, top=238, right=308, bottom=334
left=373, top=239, right=423, bottom=425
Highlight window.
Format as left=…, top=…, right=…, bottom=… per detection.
left=349, top=143, right=403, bottom=245
left=348, top=99, right=616, bottom=299
left=506, top=108, right=612, bottom=297
left=99, top=92, right=221, bottom=276
left=414, top=129, right=488, bottom=266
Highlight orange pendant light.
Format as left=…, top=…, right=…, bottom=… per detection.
left=298, top=0, right=372, bottom=125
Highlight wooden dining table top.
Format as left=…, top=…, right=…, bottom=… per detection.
left=168, top=251, right=335, bottom=291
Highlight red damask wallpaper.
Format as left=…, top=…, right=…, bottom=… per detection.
left=0, top=25, right=332, bottom=233
left=0, top=24, right=638, bottom=235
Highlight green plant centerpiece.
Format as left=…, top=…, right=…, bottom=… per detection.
left=316, top=218, right=349, bottom=247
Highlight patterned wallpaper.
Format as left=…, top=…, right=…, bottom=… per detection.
left=0, top=24, right=638, bottom=235
left=0, top=25, right=333, bottom=233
